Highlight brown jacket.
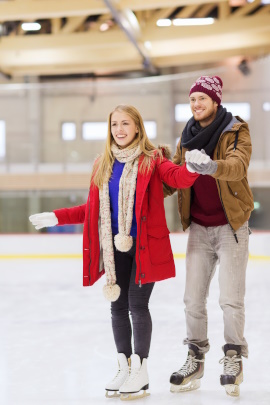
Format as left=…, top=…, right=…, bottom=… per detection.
left=169, top=116, right=254, bottom=232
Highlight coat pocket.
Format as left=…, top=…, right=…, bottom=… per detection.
left=227, top=179, right=254, bottom=212
left=147, top=226, right=173, bottom=265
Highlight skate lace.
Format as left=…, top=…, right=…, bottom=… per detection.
left=219, top=355, right=241, bottom=376
left=111, top=368, right=125, bottom=383
left=127, top=365, right=140, bottom=383
left=178, top=355, right=204, bottom=377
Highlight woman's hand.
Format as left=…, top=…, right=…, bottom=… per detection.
left=29, top=212, right=58, bottom=230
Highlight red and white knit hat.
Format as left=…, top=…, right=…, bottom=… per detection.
left=189, top=76, right=223, bottom=106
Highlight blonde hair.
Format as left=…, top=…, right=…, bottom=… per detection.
left=92, top=104, right=162, bottom=189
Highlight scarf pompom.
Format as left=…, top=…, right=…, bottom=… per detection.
left=114, top=234, right=133, bottom=252
left=103, top=284, right=121, bottom=302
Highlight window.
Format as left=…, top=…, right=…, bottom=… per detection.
left=0, top=120, right=6, bottom=158
left=82, top=122, right=107, bottom=140
left=175, top=104, right=192, bottom=122
left=61, top=122, right=76, bottom=141
left=175, top=102, right=251, bottom=122
left=144, top=121, right=157, bottom=139
left=263, top=102, right=270, bottom=112
left=222, top=103, right=250, bottom=121
left=82, top=121, right=157, bottom=140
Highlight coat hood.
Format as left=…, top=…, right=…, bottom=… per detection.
left=158, top=144, right=172, bottom=160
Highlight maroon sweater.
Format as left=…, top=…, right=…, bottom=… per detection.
left=191, top=174, right=227, bottom=227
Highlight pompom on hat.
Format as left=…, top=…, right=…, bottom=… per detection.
left=189, top=76, right=223, bottom=106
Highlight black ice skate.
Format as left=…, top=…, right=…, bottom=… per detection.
left=170, top=344, right=205, bottom=392
left=219, top=344, right=243, bottom=397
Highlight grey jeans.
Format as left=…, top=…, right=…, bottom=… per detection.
left=183, top=221, right=249, bottom=358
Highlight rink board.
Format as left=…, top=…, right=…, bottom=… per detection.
left=0, top=232, right=269, bottom=260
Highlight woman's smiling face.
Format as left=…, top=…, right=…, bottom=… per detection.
left=111, top=111, right=138, bottom=148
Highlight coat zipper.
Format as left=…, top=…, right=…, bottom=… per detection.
left=216, top=136, right=238, bottom=243
left=138, top=217, right=143, bottom=287
left=88, top=192, right=91, bottom=283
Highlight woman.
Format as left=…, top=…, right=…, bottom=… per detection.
left=29, top=104, right=199, bottom=400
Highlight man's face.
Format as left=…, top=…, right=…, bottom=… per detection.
left=189, top=92, right=218, bottom=127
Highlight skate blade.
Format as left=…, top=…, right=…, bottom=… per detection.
left=120, top=390, right=150, bottom=401
left=224, top=384, right=240, bottom=397
left=105, top=390, right=121, bottom=398
left=170, top=379, right=200, bottom=393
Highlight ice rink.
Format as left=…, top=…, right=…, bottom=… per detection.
left=0, top=234, right=270, bottom=405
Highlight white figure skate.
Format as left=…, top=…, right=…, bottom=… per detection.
left=120, top=354, right=150, bottom=401
left=105, top=353, right=129, bottom=398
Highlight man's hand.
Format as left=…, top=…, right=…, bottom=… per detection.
left=29, top=212, right=58, bottom=230
left=185, top=149, right=217, bottom=175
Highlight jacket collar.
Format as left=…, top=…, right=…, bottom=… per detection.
left=223, top=115, right=247, bottom=133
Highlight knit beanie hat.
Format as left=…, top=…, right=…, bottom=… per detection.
left=189, top=76, right=223, bottom=106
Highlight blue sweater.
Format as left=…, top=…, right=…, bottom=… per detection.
left=109, top=160, right=137, bottom=237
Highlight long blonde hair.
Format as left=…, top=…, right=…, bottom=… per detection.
left=92, top=104, right=162, bottom=189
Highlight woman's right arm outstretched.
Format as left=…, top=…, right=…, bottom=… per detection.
left=29, top=203, right=87, bottom=230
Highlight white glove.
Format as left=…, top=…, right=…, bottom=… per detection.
left=29, top=212, right=58, bottom=230
left=186, top=149, right=211, bottom=165
left=186, top=149, right=217, bottom=175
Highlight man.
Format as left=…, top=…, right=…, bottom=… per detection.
left=169, top=75, right=254, bottom=397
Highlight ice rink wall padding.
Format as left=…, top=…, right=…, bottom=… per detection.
left=0, top=232, right=269, bottom=260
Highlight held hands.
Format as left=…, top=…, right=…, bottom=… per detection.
left=29, top=212, right=58, bottom=230
left=185, top=149, right=217, bottom=175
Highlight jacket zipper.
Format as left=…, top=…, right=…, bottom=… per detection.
left=138, top=216, right=143, bottom=287
left=216, top=136, right=238, bottom=243
left=88, top=191, right=91, bottom=284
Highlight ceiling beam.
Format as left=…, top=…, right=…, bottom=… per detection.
left=0, top=14, right=269, bottom=77
left=194, top=4, right=217, bottom=18
left=256, top=4, right=270, bottom=15
left=0, top=0, right=230, bottom=22
left=119, top=0, right=227, bottom=11
left=0, top=15, right=268, bottom=52
left=229, top=0, right=262, bottom=18
left=59, top=16, right=88, bottom=34
left=51, top=18, right=62, bottom=35
left=218, top=2, right=231, bottom=19
left=147, top=8, right=176, bottom=24
left=174, top=5, right=202, bottom=18
left=143, top=14, right=270, bottom=39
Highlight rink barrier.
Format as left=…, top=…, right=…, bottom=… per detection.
left=0, top=253, right=269, bottom=260
left=0, top=233, right=269, bottom=261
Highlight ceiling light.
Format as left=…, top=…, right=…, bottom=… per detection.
left=144, top=41, right=152, bottom=50
left=21, top=22, right=41, bottom=31
left=173, top=18, right=214, bottom=26
left=156, top=19, right=172, bottom=27
left=100, top=23, right=110, bottom=32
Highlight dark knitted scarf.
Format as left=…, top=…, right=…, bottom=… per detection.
left=181, top=106, right=232, bottom=156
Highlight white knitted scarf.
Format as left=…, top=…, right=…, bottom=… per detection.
left=99, top=143, right=141, bottom=301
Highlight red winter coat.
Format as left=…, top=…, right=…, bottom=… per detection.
left=54, top=154, right=198, bottom=287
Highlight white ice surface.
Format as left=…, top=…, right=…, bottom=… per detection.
left=0, top=255, right=269, bottom=405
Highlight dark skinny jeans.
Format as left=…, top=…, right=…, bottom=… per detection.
left=111, top=237, right=154, bottom=360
